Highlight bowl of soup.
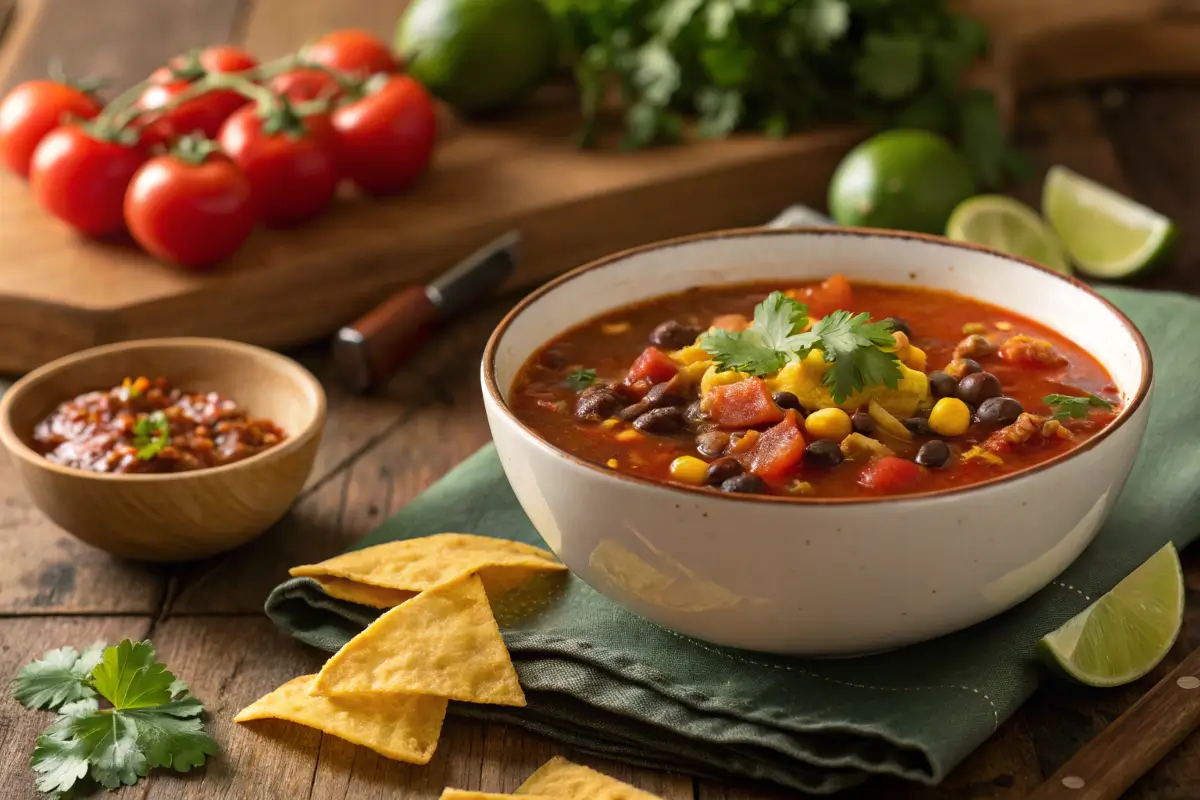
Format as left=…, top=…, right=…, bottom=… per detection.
left=481, top=227, right=1151, bottom=656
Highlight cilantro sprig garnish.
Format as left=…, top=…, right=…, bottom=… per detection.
left=1044, top=392, right=1114, bottom=420
left=132, top=411, right=170, bottom=461
left=699, top=292, right=901, bottom=403
left=11, top=639, right=217, bottom=796
left=565, top=368, right=599, bottom=391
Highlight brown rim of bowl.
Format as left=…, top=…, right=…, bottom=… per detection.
left=0, top=337, right=327, bottom=482
left=482, top=225, right=1154, bottom=506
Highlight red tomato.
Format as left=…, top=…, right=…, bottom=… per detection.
left=303, top=29, right=396, bottom=77
left=218, top=104, right=339, bottom=228
left=269, top=68, right=341, bottom=103
left=331, top=75, right=437, bottom=195
left=794, top=274, right=853, bottom=319
left=124, top=146, right=255, bottom=269
left=857, top=456, right=923, bottom=492
left=0, top=80, right=102, bottom=178
left=30, top=125, right=147, bottom=236
left=139, top=46, right=259, bottom=140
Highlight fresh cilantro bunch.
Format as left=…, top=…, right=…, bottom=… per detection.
left=1043, top=392, right=1114, bottom=420
left=132, top=411, right=170, bottom=461
left=545, top=0, right=1022, bottom=186
left=699, top=291, right=901, bottom=402
left=10, top=639, right=217, bottom=797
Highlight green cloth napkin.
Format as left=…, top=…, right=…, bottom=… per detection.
left=266, top=286, right=1200, bottom=794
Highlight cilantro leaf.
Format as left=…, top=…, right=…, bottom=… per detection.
left=132, top=412, right=170, bottom=461
left=565, top=368, right=599, bottom=391
left=810, top=312, right=902, bottom=402
left=753, top=291, right=809, bottom=346
left=700, top=328, right=784, bottom=375
left=126, top=703, right=217, bottom=773
left=92, top=640, right=173, bottom=710
left=10, top=644, right=104, bottom=710
left=1044, top=392, right=1114, bottom=420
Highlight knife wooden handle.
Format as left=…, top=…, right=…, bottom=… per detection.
left=1026, top=646, right=1200, bottom=800
left=332, top=286, right=438, bottom=394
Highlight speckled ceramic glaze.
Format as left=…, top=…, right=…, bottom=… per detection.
left=481, top=228, right=1153, bottom=656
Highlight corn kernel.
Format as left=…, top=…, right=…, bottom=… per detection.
left=601, top=418, right=619, bottom=429
left=928, top=397, right=971, bottom=437
left=616, top=429, right=642, bottom=442
left=962, top=322, right=987, bottom=335
left=805, top=408, right=852, bottom=441
left=601, top=321, right=631, bottom=335
left=995, top=321, right=1014, bottom=331
left=605, top=458, right=619, bottom=468
left=887, top=330, right=911, bottom=352
left=669, top=455, right=710, bottom=485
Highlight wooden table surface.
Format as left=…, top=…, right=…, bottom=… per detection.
left=3, top=2, right=1200, bottom=799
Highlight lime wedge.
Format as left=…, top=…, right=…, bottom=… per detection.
left=1039, top=543, right=1184, bottom=688
left=1042, top=165, right=1176, bottom=279
left=945, top=195, right=1072, bottom=275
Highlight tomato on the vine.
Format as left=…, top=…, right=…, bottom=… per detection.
left=332, top=75, right=436, bottom=196
left=138, top=46, right=259, bottom=140
left=0, top=80, right=102, bottom=178
left=124, top=136, right=255, bottom=269
left=303, top=29, right=396, bottom=77
left=30, top=124, right=147, bottom=236
left=218, top=101, right=339, bottom=228
left=268, top=68, right=342, bottom=103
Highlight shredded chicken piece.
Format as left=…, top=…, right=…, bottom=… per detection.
left=944, top=359, right=977, bottom=380
left=986, top=412, right=1070, bottom=451
left=962, top=446, right=1004, bottom=465
left=998, top=334, right=1066, bottom=367
left=952, top=333, right=996, bottom=361
left=839, top=433, right=894, bottom=461
left=1042, top=419, right=1072, bottom=440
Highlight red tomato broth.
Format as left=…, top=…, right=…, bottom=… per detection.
left=508, top=279, right=1121, bottom=499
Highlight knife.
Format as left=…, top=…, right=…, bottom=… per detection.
left=331, top=230, right=520, bottom=394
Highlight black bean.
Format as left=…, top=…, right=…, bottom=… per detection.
left=803, top=440, right=844, bottom=468
left=684, top=400, right=706, bottom=424
left=851, top=411, right=876, bottom=435
left=772, top=391, right=803, bottom=414
left=720, top=473, right=767, bottom=494
left=632, top=407, right=685, bottom=434
left=706, top=457, right=743, bottom=485
left=975, top=396, right=1023, bottom=426
left=574, top=386, right=622, bottom=420
left=915, top=440, right=951, bottom=468
left=903, top=417, right=933, bottom=436
left=643, top=381, right=686, bottom=409
left=616, top=399, right=650, bottom=421
left=928, top=370, right=958, bottom=399
left=540, top=349, right=567, bottom=370
left=884, top=317, right=912, bottom=338
left=956, top=372, right=1003, bottom=406
left=649, top=320, right=703, bottom=350
left=958, top=358, right=982, bottom=376
left=695, top=430, right=730, bottom=458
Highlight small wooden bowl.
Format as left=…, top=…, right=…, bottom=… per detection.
left=0, top=338, right=326, bottom=562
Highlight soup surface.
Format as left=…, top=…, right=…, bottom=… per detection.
left=509, top=276, right=1121, bottom=499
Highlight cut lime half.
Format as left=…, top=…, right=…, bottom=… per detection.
left=1039, top=542, right=1184, bottom=688
left=946, top=195, right=1072, bottom=275
left=1042, top=165, right=1176, bottom=279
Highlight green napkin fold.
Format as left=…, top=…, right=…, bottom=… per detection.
left=266, top=286, right=1200, bottom=794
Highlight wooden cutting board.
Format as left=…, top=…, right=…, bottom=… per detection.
left=0, top=0, right=1196, bottom=374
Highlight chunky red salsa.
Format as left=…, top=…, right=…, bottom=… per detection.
left=33, top=376, right=287, bottom=474
left=509, top=277, right=1121, bottom=499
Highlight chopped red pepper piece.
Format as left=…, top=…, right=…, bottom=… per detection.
left=707, top=377, right=785, bottom=428
left=740, top=410, right=807, bottom=479
left=857, top=456, right=923, bottom=492
left=623, top=347, right=678, bottom=388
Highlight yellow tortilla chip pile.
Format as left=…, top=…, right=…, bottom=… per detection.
left=440, top=755, right=664, bottom=799
left=235, top=534, right=567, bottom=765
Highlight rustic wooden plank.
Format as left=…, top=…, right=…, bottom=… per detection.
left=0, top=0, right=245, bottom=94
left=0, top=615, right=152, bottom=799
left=0, top=448, right=166, bottom=613
left=239, top=0, right=410, bottom=60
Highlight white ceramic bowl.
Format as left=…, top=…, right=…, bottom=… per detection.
left=481, top=228, right=1152, bottom=656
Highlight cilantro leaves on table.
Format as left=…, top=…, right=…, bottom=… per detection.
left=11, top=639, right=217, bottom=797
left=1043, top=392, right=1114, bottom=420
left=699, top=291, right=901, bottom=402
left=565, top=368, right=599, bottom=391
left=132, top=411, right=170, bottom=461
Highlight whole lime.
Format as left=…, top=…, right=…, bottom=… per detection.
left=827, top=130, right=977, bottom=234
left=396, top=0, right=556, bottom=116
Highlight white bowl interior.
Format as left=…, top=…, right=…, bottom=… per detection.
left=494, top=230, right=1145, bottom=405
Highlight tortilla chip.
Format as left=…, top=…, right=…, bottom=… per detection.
left=440, top=791, right=553, bottom=799
left=234, top=675, right=446, bottom=764
left=312, top=576, right=417, bottom=609
left=290, top=533, right=565, bottom=598
left=311, top=572, right=526, bottom=707
left=515, top=757, right=664, bottom=799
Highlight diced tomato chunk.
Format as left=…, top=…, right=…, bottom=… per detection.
left=792, top=274, right=853, bottom=319
left=857, top=456, right=923, bottom=492
left=707, top=377, right=785, bottom=428
left=623, top=347, right=678, bottom=388
left=740, top=410, right=806, bottom=479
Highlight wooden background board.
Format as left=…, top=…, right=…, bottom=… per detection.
left=0, top=0, right=1198, bottom=374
